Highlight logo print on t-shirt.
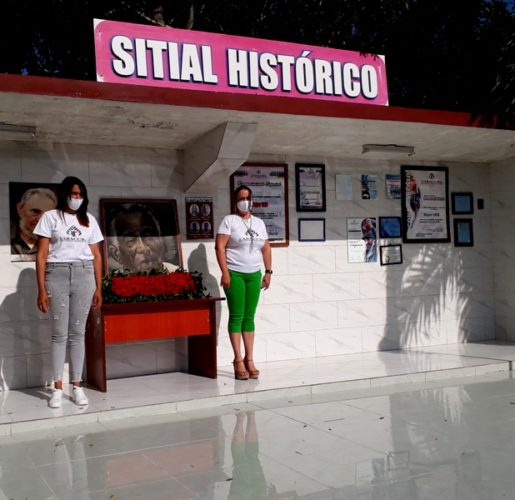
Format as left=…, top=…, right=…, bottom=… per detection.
left=246, top=228, right=259, bottom=239
left=66, top=225, right=82, bottom=238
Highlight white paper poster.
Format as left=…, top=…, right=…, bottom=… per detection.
left=361, top=175, right=378, bottom=199
left=402, top=167, right=449, bottom=242
left=385, top=174, right=401, bottom=199
left=347, top=217, right=377, bottom=263
left=336, top=174, right=353, bottom=200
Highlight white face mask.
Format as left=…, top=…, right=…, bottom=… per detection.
left=236, top=199, right=252, bottom=213
left=67, top=197, right=83, bottom=211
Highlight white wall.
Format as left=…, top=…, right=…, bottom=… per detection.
left=491, top=157, right=515, bottom=340
left=0, top=142, right=496, bottom=389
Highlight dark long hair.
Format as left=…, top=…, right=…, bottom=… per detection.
left=232, top=185, right=253, bottom=213
left=57, top=176, right=90, bottom=227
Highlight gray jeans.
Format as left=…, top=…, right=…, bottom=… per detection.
left=45, top=261, right=96, bottom=382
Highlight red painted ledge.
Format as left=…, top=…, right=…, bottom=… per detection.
left=0, top=73, right=479, bottom=128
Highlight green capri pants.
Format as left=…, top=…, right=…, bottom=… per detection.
left=224, top=270, right=262, bottom=333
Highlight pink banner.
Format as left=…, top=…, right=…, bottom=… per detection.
left=94, top=19, right=388, bottom=106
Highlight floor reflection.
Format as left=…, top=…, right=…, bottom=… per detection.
left=229, top=411, right=269, bottom=499
left=1, top=373, right=515, bottom=499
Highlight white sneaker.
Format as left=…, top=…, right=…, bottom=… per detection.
left=72, top=387, right=88, bottom=406
left=49, top=389, right=63, bottom=408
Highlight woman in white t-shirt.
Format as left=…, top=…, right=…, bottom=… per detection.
left=35, top=176, right=104, bottom=409
left=215, top=185, right=272, bottom=380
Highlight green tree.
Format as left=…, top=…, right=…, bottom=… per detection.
left=1, top=0, right=513, bottom=127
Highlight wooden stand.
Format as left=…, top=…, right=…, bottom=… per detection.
left=85, top=298, right=223, bottom=392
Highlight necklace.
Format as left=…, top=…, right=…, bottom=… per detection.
left=240, top=215, right=254, bottom=252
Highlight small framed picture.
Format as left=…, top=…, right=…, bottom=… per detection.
left=453, top=218, right=473, bottom=246
left=379, top=216, right=402, bottom=238
left=451, top=192, right=474, bottom=215
left=298, top=218, right=325, bottom=242
left=380, top=244, right=403, bottom=265
left=295, top=163, right=326, bottom=212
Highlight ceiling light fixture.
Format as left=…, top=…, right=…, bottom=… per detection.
left=0, top=122, right=36, bottom=140
left=362, top=144, right=415, bottom=156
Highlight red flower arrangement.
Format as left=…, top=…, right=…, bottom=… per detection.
left=102, top=269, right=208, bottom=304
left=111, top=272, right=196, bottom=297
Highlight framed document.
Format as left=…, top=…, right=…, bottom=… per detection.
left=453, top=218, right=473, bottom=247
left=295, top=163, right=326, bottom=212
left=401, top=166, right=450, bottom=243
left=380, top=244, right=403, bottom=265
left=298, top=218, right=325, bottom=242
left=451, top=192, right=474, bottom=215
left=185, top=197, right=213, bottom=240
left=231, top=163, right=289, bottom=247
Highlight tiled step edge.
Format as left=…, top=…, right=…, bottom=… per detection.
left=1, top=361, right=510, bottom=436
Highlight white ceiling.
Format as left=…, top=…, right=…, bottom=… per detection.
left=0, top=91, right=514, bottom=164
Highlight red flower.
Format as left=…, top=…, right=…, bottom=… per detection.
left=111, top=273, right=197, bottom=298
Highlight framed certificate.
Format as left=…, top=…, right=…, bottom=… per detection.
left=380, top=244, right=403, bottom=265
left=295, top=163, right=326, bottom=212
left=231, top=163, right=289, bottom=247
left=298, top=218, right=325, bottom=242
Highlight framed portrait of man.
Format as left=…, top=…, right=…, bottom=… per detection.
left=9, top=182, right=59, bottom=262
left=100, top=198, right=183, bottom=274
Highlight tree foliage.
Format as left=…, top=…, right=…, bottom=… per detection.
left=1, top=0, right=513, bottom=127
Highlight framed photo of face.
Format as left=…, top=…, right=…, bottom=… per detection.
left=100, top=198, right=183, bottom=274
left=9, top=182, right=59, bottom=262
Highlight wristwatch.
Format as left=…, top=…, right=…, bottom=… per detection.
left=265, top=269, right=273, bottom=275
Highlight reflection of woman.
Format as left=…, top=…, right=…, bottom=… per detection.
left=215, top=185, right=272, bottom=380
left=35, top=177, right=103, bottom=408
left=48, top=435, right=89, bottom=500
left=229, top=412, right=267, bottom=500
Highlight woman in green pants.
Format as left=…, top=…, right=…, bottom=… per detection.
left=215, top=185, right=272, bottom=380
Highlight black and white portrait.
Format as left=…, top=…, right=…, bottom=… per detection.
left=101, top=199, right=183, bottom=274
left=9, top=182, right=58, bottom=262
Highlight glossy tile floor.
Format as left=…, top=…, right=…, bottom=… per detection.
left=1, top=341, right=515, bottom=435
left=2, top=370, right=515, bottom=499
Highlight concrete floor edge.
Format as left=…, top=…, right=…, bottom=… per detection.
left=0, top=356, right=511, bottom=437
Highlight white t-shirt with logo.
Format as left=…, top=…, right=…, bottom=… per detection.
left=34, top=209, right=104, bottom=262
left=217, top=214, right=268, bottom=273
